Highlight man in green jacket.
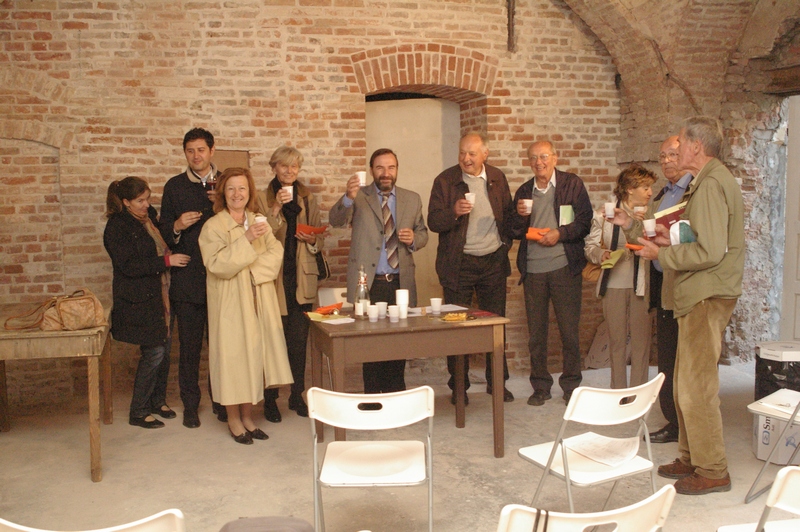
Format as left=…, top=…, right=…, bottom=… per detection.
left=635, top=116, right=744, bottom=495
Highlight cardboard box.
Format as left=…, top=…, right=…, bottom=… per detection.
left=757, top=341, right=800, bottom=362
left=752, top=414, right=800, bottom=465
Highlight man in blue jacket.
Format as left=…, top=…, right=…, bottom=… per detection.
left=508, top=140, right=593, bottom=407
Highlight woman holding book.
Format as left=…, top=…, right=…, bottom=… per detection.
left=584, top=165, right=657, bottom=389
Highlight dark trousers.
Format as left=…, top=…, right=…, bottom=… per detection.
left=265, top=300, right=312, bottom=401
left=173, top=300, right=208, bottom=413
left=444, top=249, right=509, bottom=391
left=130, top=339, right=170, bottom=419
left=656, top=308, right=679, bottom=428
left=524, top=265, right=583, bottom=394
left=362, top=275, right=406, bottom=394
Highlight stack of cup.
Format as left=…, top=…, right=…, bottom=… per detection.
left=395, top=289, right=409, bottom=319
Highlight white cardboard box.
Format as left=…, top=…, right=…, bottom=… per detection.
left=752, top=413, right=800, bottom=465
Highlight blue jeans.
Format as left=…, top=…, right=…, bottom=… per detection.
left=129, top=339, right=171, bottom=419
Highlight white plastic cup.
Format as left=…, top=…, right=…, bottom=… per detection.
left=398, top=303, right=408, bottom=319
left=388, top=305, right=399, bottom=323
left=430, top=297, right=442, bottom=315
left=254, top=215, right=267, bottom=225
left=522, top=199, right=533, bottom=215
left=282, top=186, right=293, bottom=200
left=633, top=206, right=647, bottom=215
left=395, top=289, right=409, bottom=306
left=643, top=219, right=657, bottom=237
left=604, top=202, right=615, bottom=219
left=464, top=192, right=476, bottom=205
left=376, top=301, right=388, bottom=319
left=367, top=304, right=378, bottom=322
left=356, top=171, right=367, bottom=186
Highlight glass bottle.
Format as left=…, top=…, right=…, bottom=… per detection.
left=354, top=265, right=370, bottom=318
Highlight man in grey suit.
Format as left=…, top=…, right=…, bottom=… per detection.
left=330, top=148, right=428, bottom=393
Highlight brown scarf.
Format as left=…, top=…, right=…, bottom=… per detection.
left=128, top=207, right=172, bottom=333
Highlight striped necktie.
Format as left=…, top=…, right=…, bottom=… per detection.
left=382, top=192, right=399, bottom=270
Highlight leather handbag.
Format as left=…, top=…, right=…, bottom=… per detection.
left=582, top=262, right=601, bottom=283
left=4, top=288, right=108, bottom=331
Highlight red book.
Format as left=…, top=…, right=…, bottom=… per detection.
left=654, top=201, right=686, bottom=229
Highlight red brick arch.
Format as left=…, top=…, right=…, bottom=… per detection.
left=350, top=44, right=500, bottom=103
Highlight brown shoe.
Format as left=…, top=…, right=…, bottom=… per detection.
left=657, top=459, right=695, bottom=479
left=674, top=473, right=731, bottom=495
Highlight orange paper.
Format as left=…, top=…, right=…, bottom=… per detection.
left=625, top=243, right=643, bottom=251
left=525, top=227, right=551, bottom=241
left=296, top=224, right=327, bottom=235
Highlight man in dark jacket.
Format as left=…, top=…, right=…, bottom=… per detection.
left=159, top=128, right=219, bottom=428
left=508, top=140, right=592, bottom=407
left=428, top=133, right=514, bottom=404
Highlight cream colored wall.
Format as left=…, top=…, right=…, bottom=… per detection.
left=365, top=98, right=461, bottom=305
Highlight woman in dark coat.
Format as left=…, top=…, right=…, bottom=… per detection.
left=103, top=176, right=190, bottom=428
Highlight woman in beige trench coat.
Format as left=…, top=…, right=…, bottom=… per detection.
left=199, top=167, right=293, bottom=445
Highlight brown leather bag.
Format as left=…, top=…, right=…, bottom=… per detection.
left=4, top=288, right=108, bottom=331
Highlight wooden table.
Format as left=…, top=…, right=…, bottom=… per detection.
left=309, top=312, right=509, bottom=457
left=0, top=303, right=113, bottom=482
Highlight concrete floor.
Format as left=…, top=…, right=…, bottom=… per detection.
left=1, top=360, right=798, bottom=531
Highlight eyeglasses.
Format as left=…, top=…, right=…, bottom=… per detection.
left=658, top=153, right=678, bottom=162
left=528, top=154, right=553, bottom=162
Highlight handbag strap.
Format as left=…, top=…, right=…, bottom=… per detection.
left=3, top=298, right=56, bottom=330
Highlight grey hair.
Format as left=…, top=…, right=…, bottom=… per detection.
left=682, top=116, right=724, bottom=159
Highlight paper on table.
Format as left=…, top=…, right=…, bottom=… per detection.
left=441, top=304, right=467, bottom=312
left=601, top=249, right=626, bottom=269
left=324, top=317, right=356, bottom=325
left=756, top=388, right=800, bottom=417
left=562, top=431, right=639, bottom=467
left=306, top=312, right=354, bottom=324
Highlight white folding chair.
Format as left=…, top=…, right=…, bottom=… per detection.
left=307, top=386, right=434, bottom=532
left=718, top=466, right=800, bottom=531
left=316, top=287, right=352, bottom=310
left=519, top=373, right=664, bottom=512
left=0, top=509, right=185, bottom=532
left=496, top=484, right=675, bottom=532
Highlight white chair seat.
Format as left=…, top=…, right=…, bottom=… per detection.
left=320, top=440, right=427, bottom=485
left=519, top=440, right=654, bottom=486
left=0, top=509, right=184, bottom=532
left=717, top=466, right=800, bottom=531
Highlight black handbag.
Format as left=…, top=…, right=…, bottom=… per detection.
left=303, top=195, right=330, bottom=281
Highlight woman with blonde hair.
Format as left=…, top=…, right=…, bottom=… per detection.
left=584, top=165, right=657, bottom=389
left=199, top=167, right=292, bottom=444
left=256, top=146, right=322, bottom=422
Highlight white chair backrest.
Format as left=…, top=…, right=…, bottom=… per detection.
left=565, top=373, right=664, bottom=425
left=307, top=386, right=434, bottom=431
left=316, top=287, right=350, bottom=308
left=767, top=465, right=800, bottom=515
left=496, top=485, right=675, bottom=532
left=0, top=510, right=185, bottom=532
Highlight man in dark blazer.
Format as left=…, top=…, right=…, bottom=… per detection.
left=330, top=148, right=428, bottom=393
left=428, top=133, right=515, bottom=405
left=159, top=128, right=220, bottom=428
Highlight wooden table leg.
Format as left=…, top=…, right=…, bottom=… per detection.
left=0, top=360, right=8, bottom=432
left=332, top=338, right=347, bottom=441
left=88, top=356, right=102, bottom=482
left=100, top=335, right=113, bottom=425
left=455, top=354, right=466, bottom=429
left=492, top=323, right=505, bottom=458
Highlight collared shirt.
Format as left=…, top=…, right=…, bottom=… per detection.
left=653, top=172, right=692, bottom=272
left=533, top=169, right=557, bottom=193
left=186, top=164, right=217, bottom=186
left=461, top=165, right=487, bottom=182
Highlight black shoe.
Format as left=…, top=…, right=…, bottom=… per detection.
left=263, top=399, right=282, bottom=423
left=130, top=415, right=165, bottom=429
left=212, top=402, right=228, bottom=422
left=182, top=410, right=200, bottom=429
left=151, top=405, right=176, bottom=419
left=288, top=394, right=309, bottom=418
left=450, top=391, right=469, bottom=405
left=487, top=387, right=515, bottom=402
left=563, top=391, right=573, bottom=405
left=527, top=390, right=551, bottom=406
left=229, top=428, right=253, bottom=445
left=649, top=425, right=679, bottom=444
left=246, top=427, right=269, bottom=440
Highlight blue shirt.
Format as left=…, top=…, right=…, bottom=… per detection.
left=653, top=172, right=692, bottom=272
left=342, top=185, right=399, bottom=275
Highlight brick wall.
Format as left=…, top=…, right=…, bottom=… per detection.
left=1, top=0, right=794, bottom=407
